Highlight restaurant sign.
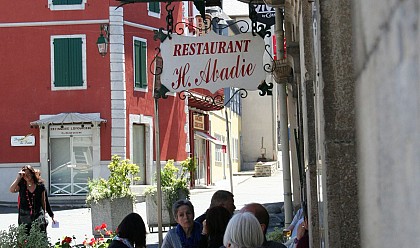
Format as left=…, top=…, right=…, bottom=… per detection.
left=160, top=32, right=265, bottom=93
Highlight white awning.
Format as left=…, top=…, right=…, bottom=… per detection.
left=195, top=131, right=224, bottom=145
left=30, top=112, right=106, bottom=126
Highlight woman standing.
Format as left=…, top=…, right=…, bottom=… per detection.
left=109, top=213, right=147, bottom=248
left=162, top=199, right=203, bottom=248
left=9, top=165, right=54, bottom=233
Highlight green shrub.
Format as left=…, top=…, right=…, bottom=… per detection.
left=266, top=227, right=285, bottom=243
left=86, top=155, right=140, bottom=205
left=0, top=221, right=50, bottom=248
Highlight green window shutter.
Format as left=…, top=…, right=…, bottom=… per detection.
left=140, top=42, right=147, bottom=88
left=149, top=2, right=160, bottom=13
left=54, top=38, right=83, bottom=87
left=53, top=0, right=82, bottom=5
left=134, top=41, right=141, bottom=88
left=68, top=38, right=83, bottom=86
left=67, top=0, right=83, bottom=4
left=54, top=39, right=70, bottom=87
left=134, top=40, right=147, bottom=89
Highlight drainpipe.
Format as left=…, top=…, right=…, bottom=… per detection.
left=275, top=7, right=293, bottom=226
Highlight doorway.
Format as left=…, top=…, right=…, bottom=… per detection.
left=49, top=136, right=93, bottom=195
left=194, top=137, right=207, bottom=186
left=133, top=124, right=146, bottom=184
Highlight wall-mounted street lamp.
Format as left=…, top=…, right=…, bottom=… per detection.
left=96, top=24, right=109, bottom=57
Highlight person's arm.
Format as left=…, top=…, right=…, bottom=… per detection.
left=9, top=170, right=24, bottom=193
left=42, top=187, right=55, bottom=223
left=294, top=219, right=308, bottom=247
left=162, top=229, right=175, bottom=248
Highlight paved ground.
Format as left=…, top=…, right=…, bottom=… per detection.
left=0, top=170, right=286, bottom=247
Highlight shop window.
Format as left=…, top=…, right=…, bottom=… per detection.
left=134, top=38, right=148, bottom=91
left=51, top=35, right=86, bottom=90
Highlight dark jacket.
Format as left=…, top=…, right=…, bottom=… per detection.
left=108, top=240, right=130, bottom=248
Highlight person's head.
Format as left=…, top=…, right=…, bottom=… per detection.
left=210, top=190, right=235, bottom=215
left=173, top=199, right=195, bottom=230
left=223, top=212, right=264, bottom=248
left=240, top=203, right=269, bottom=235
left=21, top=165, right=39, bottom=184
left=205, top=206, right=231, bottom=237
left=116, top=212, right=147, bottom=248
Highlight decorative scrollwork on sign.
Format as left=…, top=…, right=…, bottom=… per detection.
left=154, top=85, right=170, bottom=99
left=150, top=48, right=162, bottom=76
left=258, top=81, right=273, bottom=96
left=225, top=88, right=248, bottom=106
left=179, top=90, right=224, bottom=107
left=210, top=17, right=251, bottom=34
left=165, top=2, right=174, bottom=37
left=264, top=44, right=275, bottom=73
left=248, top=1, right=271, bottom=39
left=154, top=28, right=168, bottom=43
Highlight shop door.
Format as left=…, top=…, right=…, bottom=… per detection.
left=50, top=137, right=93, bottom=195
left=194, top=138, right=207, bottom=186
left=133, top=124, right=146, bottom=184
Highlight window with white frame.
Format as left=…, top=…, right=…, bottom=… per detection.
left=51, top=35, right=87, bottom=90
left=134, top=38, right=148, bottom=91
left=214, top=133, right=223, bottom=163
left=48, top=0, right=86, bottom=11
left=232, top=137, right=239, bottom=160
left=148, top=2, right=160, bottom=17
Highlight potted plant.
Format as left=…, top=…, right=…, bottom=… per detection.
left=86, top=155, right=140, bottom=233
left=144, top=158, right=191, bottom=231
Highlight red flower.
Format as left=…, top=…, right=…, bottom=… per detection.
left=105, top=230, right=112, bottom=236
left=89, top=238, right=96, bottom=246
left=100, top=223, right=107, bottom=229
left=62, top=236, right=72, bottom=244
left=94, top=225, right=101, bottom=231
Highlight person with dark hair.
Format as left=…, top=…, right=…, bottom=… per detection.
left=240, top=203, right=287, bottom=248
left=199, top=206, right=231, bottom=248
left=162, top=199, right=203, bottom=248
left=9, top=165, right=54, bottom=233
left=34, top=169, right=54, bottom=223
left=109, top=212, right=147, bottom=248
left=195, top=190, right=235, bottom=224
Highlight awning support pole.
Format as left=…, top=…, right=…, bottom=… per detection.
left=154, top=97, right=163, bottom=246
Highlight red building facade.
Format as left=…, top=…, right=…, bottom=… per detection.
left=0, top=0, right=188, bottom=202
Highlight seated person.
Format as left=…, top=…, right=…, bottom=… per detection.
left=162, top=199, right=203, bottom=248
left=284, top=203, right=305, bottom=247
left=195, top=190, right=235, bottom=224
left=223, top=212, right=264, bottom=248
left=199, top=206, right=231, bottom=248
left=240, top=203, right=287, bottom=248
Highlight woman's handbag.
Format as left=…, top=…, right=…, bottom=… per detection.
left=34, top=211, right=48, bottom=231
left=18, top=208, right=32, bottom=225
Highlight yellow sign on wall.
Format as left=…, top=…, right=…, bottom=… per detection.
left=193, top=114, right=205, bottom=130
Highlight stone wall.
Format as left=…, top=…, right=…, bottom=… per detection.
left=353, top=0, right=420, bottom=247
left=314, top=0, right=360, bottom=247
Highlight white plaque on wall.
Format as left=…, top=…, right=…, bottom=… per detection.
left=11, top=135, right=35, bottom=146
